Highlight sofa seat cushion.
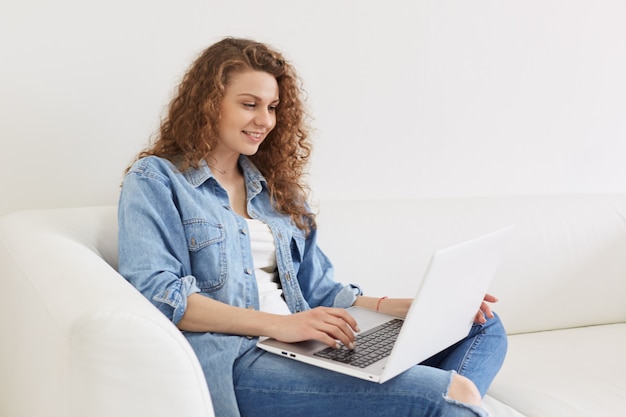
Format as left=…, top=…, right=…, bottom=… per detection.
left=482, top=395, right=526, bottom=417
left=486, top=323, right=626, bottom=416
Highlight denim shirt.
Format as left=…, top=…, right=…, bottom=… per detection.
left=118, top=155, right=360, bottom=416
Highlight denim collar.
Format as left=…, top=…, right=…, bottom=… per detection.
left=182, top=155, right=266, bottom=194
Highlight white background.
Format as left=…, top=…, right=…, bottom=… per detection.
left=1, top=0, right=625, bottom=215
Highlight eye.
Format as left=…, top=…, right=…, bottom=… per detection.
left=268, top=105, right=277, bottom=112
left=243, top=103, right=256, bottom=109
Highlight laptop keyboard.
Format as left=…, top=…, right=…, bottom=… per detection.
left=313, top=318, right=403, bottom=368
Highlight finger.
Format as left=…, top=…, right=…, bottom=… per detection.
left=327, top=308, right=360, bottom=332
left=483, top=293, right=499, bottom=303
left=308, top=308, right=356, bottom=349
left=318, top=308, right=359, bottom=346
left=480, top=301, right=495, bottom=319
left=323, top=316, right=356, bottom=348
left=314, top=330, right=344, bottom=349
left=474, top=310, right=486, bottom=324
left=310, top=322, right=353, bottom=349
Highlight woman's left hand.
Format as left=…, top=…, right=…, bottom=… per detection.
left=474, top=293, right=498, bottom=324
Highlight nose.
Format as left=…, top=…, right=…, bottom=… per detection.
left=254, top=108, right=275, bottom=128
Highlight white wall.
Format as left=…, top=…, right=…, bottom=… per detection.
left=2, top=0, right=626, bottom=215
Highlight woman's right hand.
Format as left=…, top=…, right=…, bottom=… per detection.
left=270, top=307, right=360, bottom=349
left=178, top=295, right=359, bottom=349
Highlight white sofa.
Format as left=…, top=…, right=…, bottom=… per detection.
left=1, top=194, right=625, bottom=416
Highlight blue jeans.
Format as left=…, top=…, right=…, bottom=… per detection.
left=420, top=312, right=508, bottom=397
left=233, top=314, right=506, bottom=416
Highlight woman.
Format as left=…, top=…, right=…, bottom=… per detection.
left=118, top=37, right=507, bottom=417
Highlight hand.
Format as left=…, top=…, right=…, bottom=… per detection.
left=474, top=293, right=498, bottom=324
left=271, top=307, right=360, bottom=349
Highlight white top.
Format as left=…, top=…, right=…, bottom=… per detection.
left=245, top=218, right=291, bottom=315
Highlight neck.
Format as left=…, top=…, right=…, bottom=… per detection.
left=207, top=154, right=240, bottom=176
left=208, top=164, right=227, bottom=175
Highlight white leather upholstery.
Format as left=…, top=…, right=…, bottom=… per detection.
left=1, top=194, right=625, bottom=416
left=0, top=207, right=214, bottom=417
left=487, top=324, right=626, bottom=417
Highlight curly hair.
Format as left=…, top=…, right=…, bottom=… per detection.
left=133, top=37, right=315, bottom=233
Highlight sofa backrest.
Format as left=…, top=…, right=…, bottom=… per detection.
left=316, top=194, right=626, bottom=335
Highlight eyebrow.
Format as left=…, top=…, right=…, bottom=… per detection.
left=237, top=93, right=280, bottom=103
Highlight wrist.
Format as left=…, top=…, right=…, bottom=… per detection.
left=376, top=296, right=388, bottom=312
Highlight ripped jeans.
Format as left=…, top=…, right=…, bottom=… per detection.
left=233, top=314, right=507, bottom=417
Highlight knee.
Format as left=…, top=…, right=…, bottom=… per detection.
left=447, top=374, right=482, bottom=406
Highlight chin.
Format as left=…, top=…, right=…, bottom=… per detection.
left=241, top=145, right=262, bottom=156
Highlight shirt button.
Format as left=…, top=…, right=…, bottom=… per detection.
left=241, top=228, right=248, bottom=235
left=245, top=268, right=253, bottom=275
left=190, top=237, right=197, bottom=246
left=285, top=272, right=291, bottom=281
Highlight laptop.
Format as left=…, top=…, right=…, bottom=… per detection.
left=257, top=225, right=513, bottom=383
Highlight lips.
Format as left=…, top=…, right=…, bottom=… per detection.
left=243, top=130, right=264, bottom=140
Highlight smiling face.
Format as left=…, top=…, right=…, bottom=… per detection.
left=213, top=70, right=280, bottom=161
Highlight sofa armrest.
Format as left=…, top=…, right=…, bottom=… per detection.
left=0, top=207, right=214, bottom=417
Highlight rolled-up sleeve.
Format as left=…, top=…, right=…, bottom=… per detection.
left=332, top=284, right=363, bottom=309
left=151, top=275, right=201, bottom=324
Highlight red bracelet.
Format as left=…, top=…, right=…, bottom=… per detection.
left=376, top=296, right=388, bottom=312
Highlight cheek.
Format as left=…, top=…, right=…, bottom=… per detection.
left=218, top=111, right=240, bottom=133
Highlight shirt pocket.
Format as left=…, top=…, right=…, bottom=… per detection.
left=183, top=219, right=227, bottom=292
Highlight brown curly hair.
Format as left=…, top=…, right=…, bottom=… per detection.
left=133, top=37, right=315, bottom=233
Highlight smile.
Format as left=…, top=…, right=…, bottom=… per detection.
left=243, top=130, right=264, bottom=139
